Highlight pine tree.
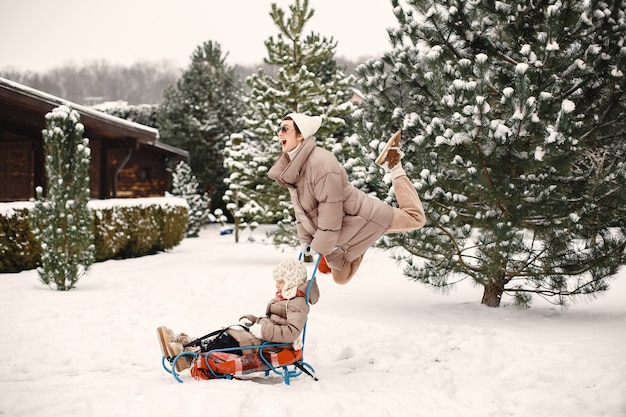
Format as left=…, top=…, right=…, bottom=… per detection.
left=157, top=41, right=243, bottom=213
left=354, top=0, right=626, bottom=307
left=222, top=133, right=263, bottom=242
left=224, top=0, right=355, bottom=246
left=171, top=161, right=210, bottom=238
left=31, top=105, right=95, bottom=291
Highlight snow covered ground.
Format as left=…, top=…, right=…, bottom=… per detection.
left=1, top=224, right=624, bottom=417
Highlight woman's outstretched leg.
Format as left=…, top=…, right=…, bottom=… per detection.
left=375, top=131, right=426, bottom=233
left=387, top=167, right=426, bottom=233
left=322, top=130, right=426, bottom=285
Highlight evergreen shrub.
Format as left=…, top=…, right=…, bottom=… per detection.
left=117, top=206, right=162, bottom=258
left=93, top=206, right=129, bottom=261
left=0, top=198, right=188, bottom=272
left=0, top=206, right=41, bottom=272
left=158, top=205, right=189, bottom=249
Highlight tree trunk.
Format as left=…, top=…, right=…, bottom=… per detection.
left=481, top=273, right=507, bottom=307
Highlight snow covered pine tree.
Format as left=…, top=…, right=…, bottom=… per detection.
left=354, top=0, right=626, bottom=307
left=31, top=105, right=95, bottom=291
left=171, top=161, right=211, bottom=238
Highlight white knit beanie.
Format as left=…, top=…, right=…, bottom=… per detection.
left=273, top=259, right=308, bottom=299
left=287, top=113, right=322, bottom=139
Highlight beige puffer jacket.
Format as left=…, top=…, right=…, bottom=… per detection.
left=268, top=138, right=394, bottom=269
left=227, top=279, right=320, bottom=355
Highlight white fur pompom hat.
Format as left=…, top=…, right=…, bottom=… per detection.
left=273, top=259, right=308, bottom=299
left=287, top=113, right=322, bottom=139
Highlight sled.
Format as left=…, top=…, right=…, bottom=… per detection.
left=161, top=253, right=321, bottom=385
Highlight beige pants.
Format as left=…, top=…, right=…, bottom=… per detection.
left=332, top=170, right=425, bottom=284
left=387, top=172, right=426, bottom=233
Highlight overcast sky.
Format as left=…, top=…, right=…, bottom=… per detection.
left=0, top=0, right=399, bottom=72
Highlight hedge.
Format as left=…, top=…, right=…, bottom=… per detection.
left=0, top=197, right=188, bottom=273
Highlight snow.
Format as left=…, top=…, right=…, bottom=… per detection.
left=0, top=198, right=188, bottom=217
left=561, top=99, right=576, bottom=113
left=515, top=62, right=529, bottom=75
left=1, top=224, right=625, bottom=417
left=534, top=146, right=545, bottom=161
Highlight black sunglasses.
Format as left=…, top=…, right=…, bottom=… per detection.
left=276, top=125, right=292, bottom=135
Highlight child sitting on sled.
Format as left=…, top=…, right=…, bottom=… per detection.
left=157, top=259, right=320, bottom=372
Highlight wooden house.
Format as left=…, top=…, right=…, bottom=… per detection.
left=0, top=77, right=188, bottom=202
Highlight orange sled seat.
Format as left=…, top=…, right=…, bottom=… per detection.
left=190, top=347, right=304, bottom=381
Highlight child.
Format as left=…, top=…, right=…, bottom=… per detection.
left=157, top=259, right=319, bottom=372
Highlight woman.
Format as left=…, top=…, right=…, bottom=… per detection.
left=268, top=113, right=426, bottom=284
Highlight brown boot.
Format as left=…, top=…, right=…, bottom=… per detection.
left=375, top=130, right=403, bottom=170
left=168, top=342, right=194, bottom=372
left=156, top=326, right=173, bottom=357
left=158, top=327, right=198, bottom=372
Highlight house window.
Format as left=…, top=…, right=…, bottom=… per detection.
left=137, top=168, right=151, bottom=181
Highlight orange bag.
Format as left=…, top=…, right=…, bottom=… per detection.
left=190, top=349, right=303, bottom=381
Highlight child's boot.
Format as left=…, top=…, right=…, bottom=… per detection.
left=156, top=326, right=175, bottom=357
left=168, top=342, right=194, bottom=372
left=157, top=326, right=199, bottom=372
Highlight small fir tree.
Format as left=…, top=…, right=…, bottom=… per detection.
left=354, top=0, right=626, bottom=307
left=31, top=105, right=95, bottom=291
left=222, top=133, right=262, bottom=242
left=171, top=161, right=210, bottom=238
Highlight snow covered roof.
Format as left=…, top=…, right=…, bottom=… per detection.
left=0, top=77, right=188, bottom=158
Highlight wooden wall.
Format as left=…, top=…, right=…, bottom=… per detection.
left=0, top=139, right=175, bottom=201
left=0, top=141, right=35, bottom=201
